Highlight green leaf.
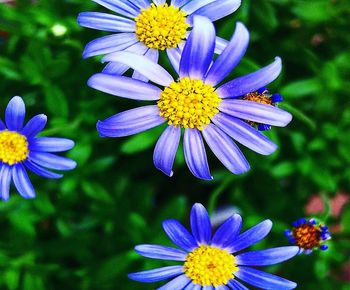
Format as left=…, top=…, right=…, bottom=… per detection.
left=121, top=126, right=163, bottom=154
left=281, top=79, right=321, bottom=99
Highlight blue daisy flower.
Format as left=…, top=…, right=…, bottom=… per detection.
left=129, top=203, right=299, bottom=289
left=284, top=218, right=331, bottom=255
left=0, top=96, right=77, bottom=200
left=78, top=0, right=241, bottom=80
left=88, top=16, right=292, bottom=180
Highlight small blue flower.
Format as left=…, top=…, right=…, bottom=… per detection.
left=285, top=218, right=331, bottom=254
left=0, top=96, right=77, bottom=200
left=77, top=0, right=241, bottom=79
left=88, top=16, right=292, bottom=180
left=129, top=203, right=298, bottom=289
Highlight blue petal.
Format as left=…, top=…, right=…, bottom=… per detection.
left=190, top=203, right=212, bottom=245
left=97, top=105, right=165, bottom=137
left=189, top=0, right=241, bottom=22
left=179, top=15, right=215, bottom=80
left=211, top=214, right=242, bottom=247
left=102, top=42, right=148, bottom=75
left=83, top=33, right=137, bottom=59
left=0, top=119, right=6, bottom=130
left=235, top=246, right=299, bottom=266
left=128, top=266, right=184, bottom=283
left=166, top=47, right=182, bottom=75
left=227, top=279, right=249, bottom=290
left=225, top=219, right=272, bottom=253
left=215, top=36, right=228, bottom=54
left=202, top=124, right=250, bottom=175
left=153, top=125, right=181, bottom=177
left=162, top=219, right=198, bottom=251
left=215, top=285, right=229, bottom=290
left=103, top=52, right=174, bottom=86
left=183, top=128, right=212, bottom=180
left=132, top=49, right=159, bottom=82
left=171, top=0, right=191, bottom=8
left=77, top=12, right=135, bottom=32
left=216, top=57, right=282, bottom=98
left=88, top=74, right=162, bottom=100
left=20, top=114, right=47, bottom=139
left=24, top=160, right=63, bottom=179
left=93, top=0, right=140, bottom=18
left=157, top=274, right=192, bottom=290
left=184, top=283, right=201, bottom=290
left=219, top=100, right=293, bottom=127
left=203, top=286, right=215, bottom=290
left=28, top=152, right=77, bottom=171
left=12, top=164, right=35, bottom=199
left=205, top=22, right=249, bottom=86
left=135, top=244, right=188, bottom=261
left=0, top=164, right=11, bottom=201
left=129, top=0, right=149, bottom=9
left=29, top=137, right=75, bottom=153
left=5, top=96, right=26, bottom=131
left=212, top=113, right=277, bottom=155
left=153, top=0, right=166, bottom=5
left=234, top=267, right=297, bottom=290
left=102, top=62, right=129, bottom=75
left=182, top=0, right=216, bottom=15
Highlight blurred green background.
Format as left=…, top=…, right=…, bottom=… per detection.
left=1, top=0, right=350, bottom=289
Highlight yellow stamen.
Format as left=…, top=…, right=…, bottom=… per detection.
left=184, top=245, right=238, bottom=286
left=0, top=130, right=29, bottom=165
left=135, top=4, right=189, bottom=50
left=157, top=77, right=221, bottom=130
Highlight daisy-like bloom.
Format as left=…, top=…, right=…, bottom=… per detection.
left=78, top=0, right=241, bottom=79
left=129, top=203, right=298, bottom=289
left=88, top=16, right=292, bottom=180
left=0, top=96, right=76, bottom=200
left=285, top=218, right=331, bottom=254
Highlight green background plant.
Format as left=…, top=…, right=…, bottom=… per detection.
left=0, top=0, right=349, bottom=289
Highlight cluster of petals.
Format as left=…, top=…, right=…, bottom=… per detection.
left=78, top=0, right=242, bottom=78
left=88, top=16, right=292, bottom=179
left=0, top=97, right=76, bottom=200
left=129, top=203, right=298, bottom=289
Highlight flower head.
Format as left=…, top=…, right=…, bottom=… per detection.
left=77, top=0, right=241, bottom=77
left=129, top=203, right=298, bottom=289
left=0, top=96, right=77, bottom=200
left=285, top=218, right=331, bottom=254
left=88, top=16, right=292, bottom=180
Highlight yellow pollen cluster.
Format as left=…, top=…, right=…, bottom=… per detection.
left=184, top=245, right=238, bottom=286
left=135, top=4, right=189, bottom=50
left=244, top=92, right=272, bottom=105
left=0, top=130, right=29, bottom=165
left=158, top=78, right=221, bottom=130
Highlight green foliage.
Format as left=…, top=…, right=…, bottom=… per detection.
left=0, top=0, right=349, bottom=289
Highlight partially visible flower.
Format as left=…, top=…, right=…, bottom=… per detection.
left=0, top=96, right=76, bottom=200
left=77, top=0, right=241, bottom=79
left=129, top=203, right=298, bottom=289
left=88, top=16, right=292, bottom=180
left=244, top=87, right=284, bottom=131
left=305, top=191, right=349, bottom=218
left=285, top=218, right=331, bottom=254
left=343, top=261, right=350, bottom=282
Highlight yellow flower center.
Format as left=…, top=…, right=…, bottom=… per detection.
left=184, top=245, right=238, bottom=287
left=0, top=130, right=29, bottom=165
left=158, top=78, right=221, bottom=130
left=135, top=4, right=189, bottom=50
